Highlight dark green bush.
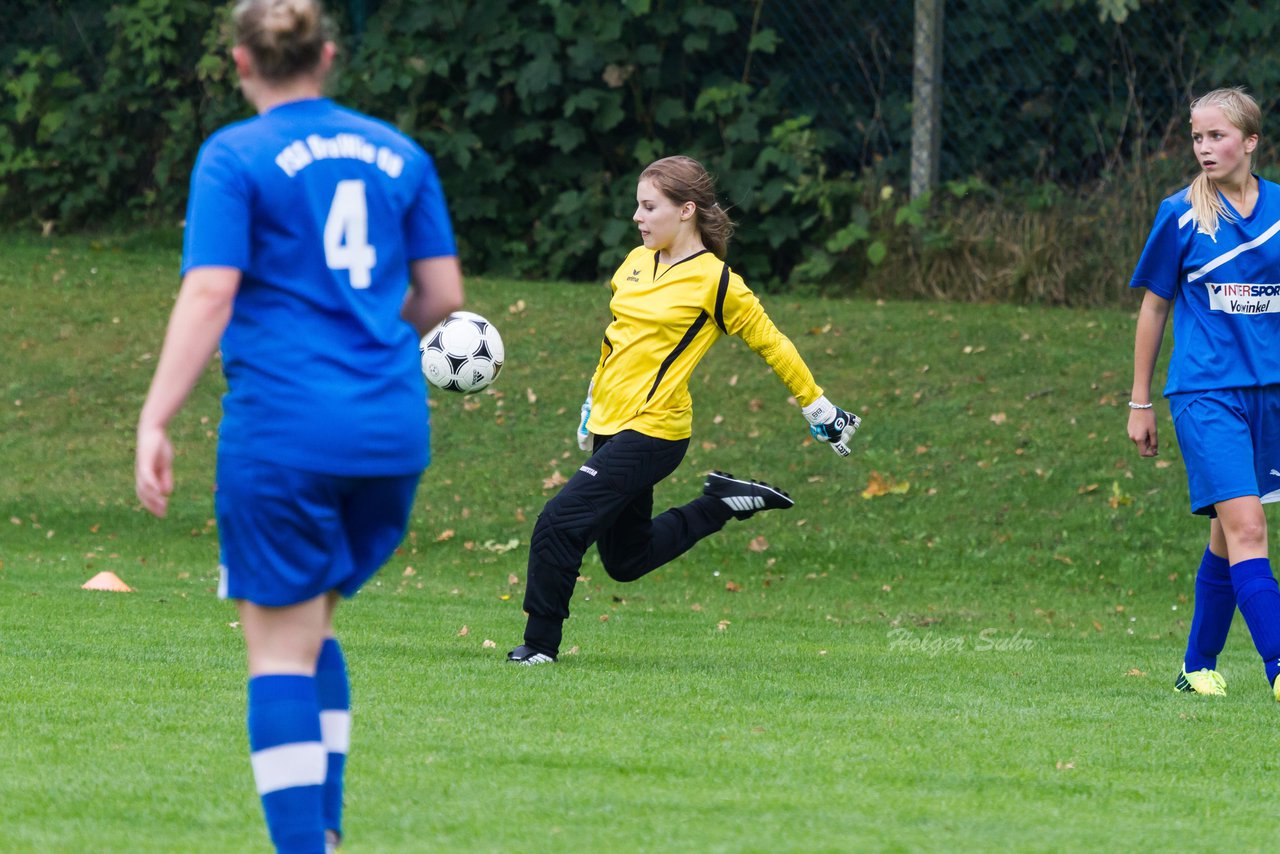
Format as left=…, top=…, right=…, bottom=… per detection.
left=3, top=0, right=1280, bottom=303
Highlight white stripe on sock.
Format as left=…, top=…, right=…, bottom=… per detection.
left=320, top=710, right=351, bottom=755
left=250, top=742, right=327, bottom=795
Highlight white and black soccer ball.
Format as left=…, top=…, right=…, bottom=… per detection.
left=420, top=311, right=505, bottom=394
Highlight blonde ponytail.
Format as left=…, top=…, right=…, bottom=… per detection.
left=1185, top=172, right=1230, bottom=240
left=233, top=0, right=332, bottom=82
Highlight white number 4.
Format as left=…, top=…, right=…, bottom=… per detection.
left=324, top=179, right=377, bottom=289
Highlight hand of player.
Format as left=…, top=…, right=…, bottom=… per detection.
left=802, top=395, right=861, bottom=457
left=135, top=423, right=175, bottom=517
left=576, top=381, right=594, bottom=452
left=1127, top=407, right=1158, bottom=457
left=576, top=400, right=593, bottom=451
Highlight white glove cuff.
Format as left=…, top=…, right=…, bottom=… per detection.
left=802, top=395, right=835, bottom=427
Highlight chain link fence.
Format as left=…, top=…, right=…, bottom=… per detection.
left=746, top=0, right=1276, bottom=192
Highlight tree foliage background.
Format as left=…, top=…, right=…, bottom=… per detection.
left=3, top=0, right=1279, bottom=302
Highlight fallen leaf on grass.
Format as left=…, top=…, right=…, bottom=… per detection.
left=1125, top=668, right=1146, bottom=677
left=542, top=471, right=567, bottom=489
left=508, top=573, right=521, bottom=585
left=862, top=471, right=910, bottom=499
left=748, top=535, right=769, bottom=552
left=725, top=581, right=742, bottom=592
left=436, top=529, right=455, bottom=542
left=482, top=639, right=496, bottom=648
left=1108, top=481, right=1133, bottom=508
left=989, top=412, right=1007, bottom=425
left=481, top=538, right=520, bottom=553
left=457, top=625, right=470, bottom=637
left=1055, top=761, right=1075, bottom=770
left=717, top=620, right=731, bottom=632
left=403, top=566, right=416, bottom=576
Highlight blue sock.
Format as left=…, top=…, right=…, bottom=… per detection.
left=1184, top=547, right=1234, bottom=672
left=315, top=639, right=350, bottom=840
left=247, top=674, right=327, bottom=854
left=1230, top=557, right=1280, bottom=686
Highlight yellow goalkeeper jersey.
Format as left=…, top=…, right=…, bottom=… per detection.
left=586, top=245, right=823, bottom=441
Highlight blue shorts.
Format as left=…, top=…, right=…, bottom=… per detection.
left=215, top=453, right=421, bottom=606
left=1169, top=387, right=1280, bottom=517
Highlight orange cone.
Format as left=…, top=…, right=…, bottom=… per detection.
left=81, top=571, right=134, bottom=592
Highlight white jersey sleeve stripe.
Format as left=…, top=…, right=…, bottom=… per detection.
left=250, top=742, right=327, bottom=794
left=1178, top=208, right=1197, bottom=229
left=1187, top=217, right=1280, bottom=283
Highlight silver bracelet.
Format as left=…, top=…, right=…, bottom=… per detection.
left=1127, top=401, right=1154, bottom=410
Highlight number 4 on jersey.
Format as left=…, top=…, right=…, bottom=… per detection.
left=324, top=179, right=377, bottom=288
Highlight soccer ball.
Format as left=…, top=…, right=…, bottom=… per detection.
left=420, top=311, right=505, bottom=394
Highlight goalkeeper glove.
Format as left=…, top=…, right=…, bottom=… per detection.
left=576, top=382, right=594, bottom=452
left=802, top=395, right=861, bottom=457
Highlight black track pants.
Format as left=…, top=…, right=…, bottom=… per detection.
left=521, top=430, right=733, bottom=655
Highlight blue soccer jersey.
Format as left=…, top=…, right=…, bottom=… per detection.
left=182, top=98, right=456, bottom=476
left=1130, top=176, right=1280, bottom=396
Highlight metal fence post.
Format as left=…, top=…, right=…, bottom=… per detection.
left=911, top=0, right=944, bottom=200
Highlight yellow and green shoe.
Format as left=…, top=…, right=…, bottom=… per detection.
left=1174, top=667, right=1226, bottom=696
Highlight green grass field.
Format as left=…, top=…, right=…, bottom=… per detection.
left=2, top=231, right=1275, bottom=852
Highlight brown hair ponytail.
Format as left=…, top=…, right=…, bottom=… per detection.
left=639, top=156, right=735, bottom=259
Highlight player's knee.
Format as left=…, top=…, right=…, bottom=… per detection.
left=601, top=555, right=647, bottom=583
left=530, top=495, right=596, bottom=570
left=1222, top=515, right=1267, bottom=553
